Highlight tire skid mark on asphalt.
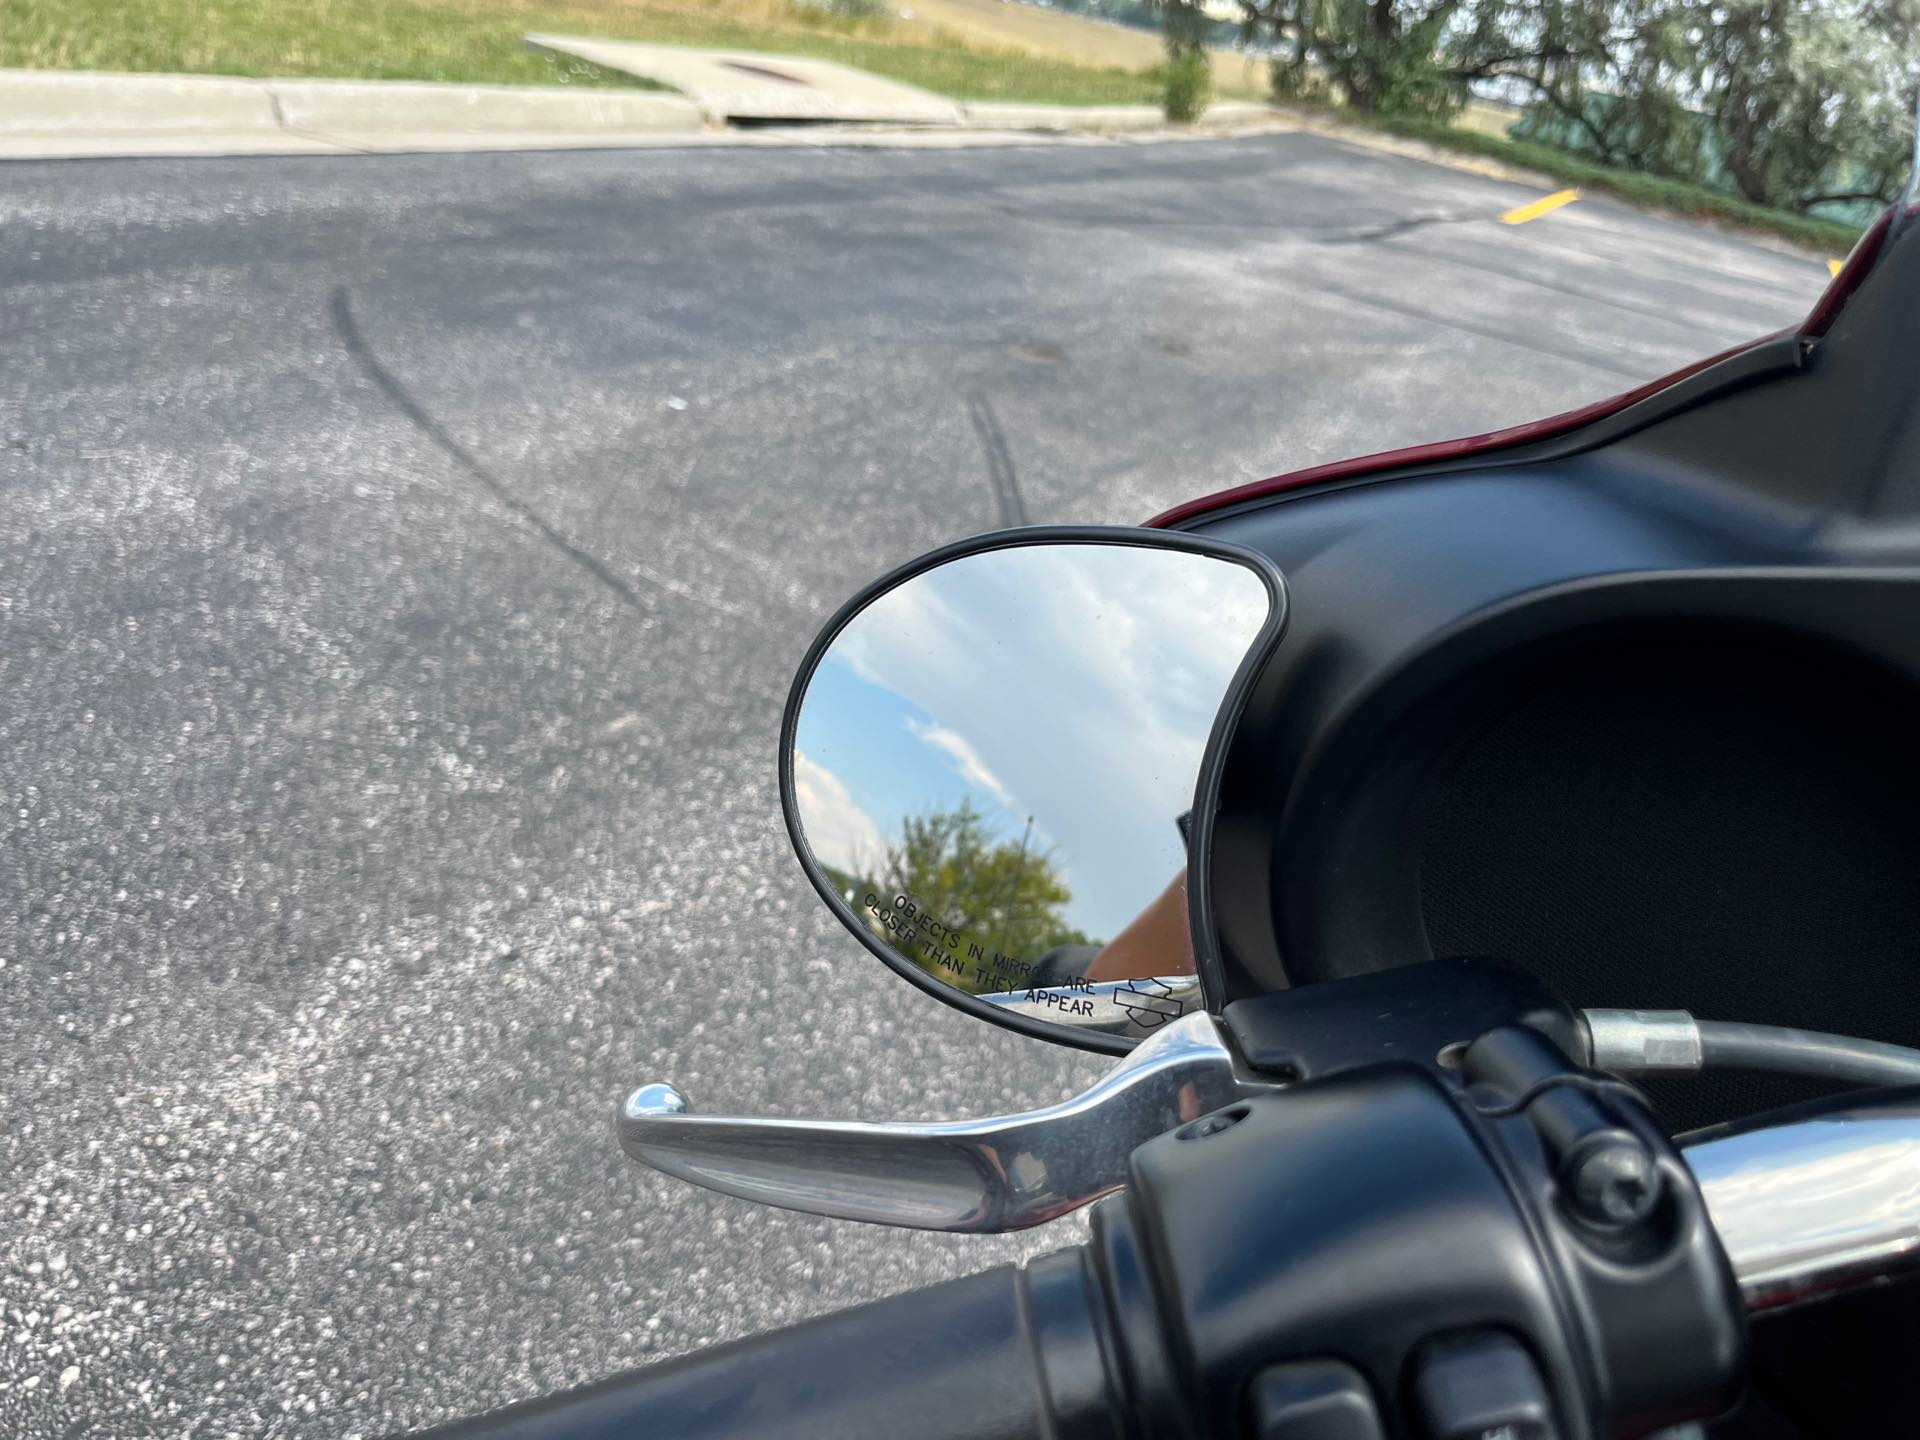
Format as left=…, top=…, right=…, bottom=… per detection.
left=1362, top=232, right=1745, bottom=337
left=329, top=287, right=750, bottom=624
left=1316, top=211, right=1482, bottom=245
left=1299, top=272, right=1652, bottom=381
left=965, top=389, right=1029, bottom=528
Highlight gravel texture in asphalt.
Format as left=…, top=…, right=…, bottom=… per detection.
left=0, top=134, right=1826, bottom=1436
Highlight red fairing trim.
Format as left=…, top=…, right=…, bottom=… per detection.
left=1145, top=336, right=1770, bottom=528
left=1148, top=205, right=1895, bottom=530
left=1802, top=206, right=1894, bottom=336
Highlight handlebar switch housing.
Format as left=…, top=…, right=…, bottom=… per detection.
left=1090, top=1033, right=1745, bottom=1440
left=1413, top=1331, right=1558, bottom=1440
left=1247, top=1360, right=1384, bottom=1439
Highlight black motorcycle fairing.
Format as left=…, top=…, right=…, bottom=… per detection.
left=1176, top=206, right=1920, bottom=1135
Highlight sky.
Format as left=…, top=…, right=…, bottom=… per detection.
left=790, top=542, right=1270, bottom=941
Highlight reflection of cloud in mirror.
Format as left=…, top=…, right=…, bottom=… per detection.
left=906, top=716, right=1017, bottom=812
left=791, top=749, right=883, bottom=873
left=794, top=543, right=1269, bottom=943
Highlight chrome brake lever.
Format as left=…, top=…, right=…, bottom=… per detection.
left=617, top=1011, right=1279, bottom=1232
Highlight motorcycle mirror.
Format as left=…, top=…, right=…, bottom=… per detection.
left=781, top=526, right=1286, bottom=1052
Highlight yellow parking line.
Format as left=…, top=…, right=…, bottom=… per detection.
left=1501, top=188, right=1580, bottom=225
left=1828, top=258, right=1844, bottom=277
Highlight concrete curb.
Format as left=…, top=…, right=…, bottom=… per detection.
left=272, top=79, right=704, bottom=138
left=0, top=69, right=704, bottom=159
left=963, top=100, right=1273, bottom=133
left=963, top=101, right=1161, bottom=133
left=1, top=70, right=282, bottom=136
left=0, top=67, right=1287, bottom=160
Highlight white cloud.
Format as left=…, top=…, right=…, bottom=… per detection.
left=791, top=749, right=884, bottom=873
left=797, top=543, right=1270, bottom=937
left=905, top=716, right=1017, bottom=812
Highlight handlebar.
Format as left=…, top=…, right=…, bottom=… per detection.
left=417, top=1249, right=1109, bottom=1440
left=1683, top=1085, right=1920, bottom=1313
left=422, top=1086, right=1920, bottom=1440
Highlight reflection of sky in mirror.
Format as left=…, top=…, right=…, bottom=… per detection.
left=792, top=544, right=1270, bottom=939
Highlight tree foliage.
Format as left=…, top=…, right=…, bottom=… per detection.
left=1239, top=0, right=1613, bottom=118
left=1233, top=0, right=1919, bottom=212
left=853, top=803, right=1096, bottom=993
left=1162, top=0, right=1214, bottom=121
left=1165, top=47, right=1214, bottom=120
left=1522, top=0, right=1920, bottom=209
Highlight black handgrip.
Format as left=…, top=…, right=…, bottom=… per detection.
left=411, top=1247, right=1123, bottom=1440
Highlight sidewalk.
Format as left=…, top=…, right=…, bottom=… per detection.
left=0, top=67, right=1283, bottom=161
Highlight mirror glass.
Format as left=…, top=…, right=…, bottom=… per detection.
left=786, top=537, right=1276, bottom=1045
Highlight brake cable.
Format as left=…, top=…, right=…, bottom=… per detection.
left=1584, top=1009, right=1920, bottom=1087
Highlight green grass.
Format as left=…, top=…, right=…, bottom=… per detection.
left=0, top=0, right=1166, bottom=104
left=1356, top=110, right=1868, bottom=254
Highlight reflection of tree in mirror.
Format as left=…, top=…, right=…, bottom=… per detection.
left=842, top=802, right=1099, bottom=995
left=817, top=862, right=864, bottom=907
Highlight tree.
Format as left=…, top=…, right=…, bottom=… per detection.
left=1237, top=0, right=1612, bottom=118
left=1496, top=0, right=1704, bottom=180
left=1504, top=0, right=1917, bottom=212
left=1643, top=0, right=1918, bottom=210
left=1160, top=0, right=1214, bottom=122
left=847, top=802, right=1097, bottom=994
left=1232, top=0, right=1918, bottom=214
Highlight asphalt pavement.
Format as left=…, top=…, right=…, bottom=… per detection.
left=0, top=133, right=1828, bottom=1437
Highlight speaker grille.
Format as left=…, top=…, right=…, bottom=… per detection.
left=1419, top=629, right=1920, bottom=1130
